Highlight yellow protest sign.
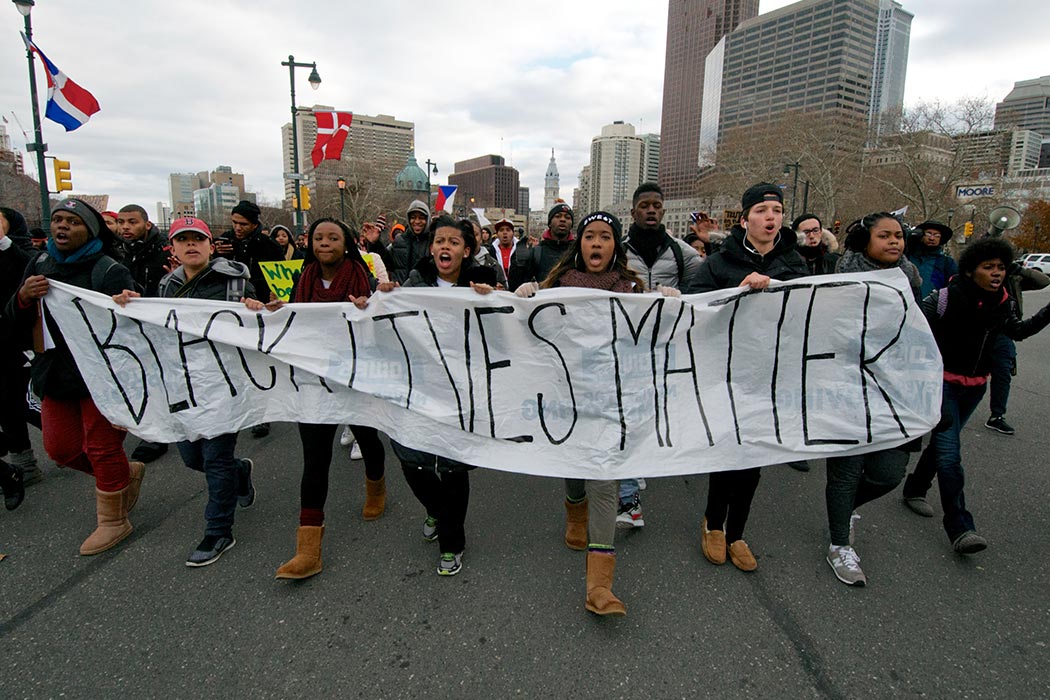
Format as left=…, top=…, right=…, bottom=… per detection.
left=259, top=260, right=304, bottom=301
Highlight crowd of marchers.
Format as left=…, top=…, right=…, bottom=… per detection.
left=2, top=178, right=1048, bottom=618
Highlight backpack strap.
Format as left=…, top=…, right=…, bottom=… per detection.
left=226, top=277, right=246, bottom=303
left=668, top=237, right=685, bottom=284
left=936, top=288, right=948, bottom=318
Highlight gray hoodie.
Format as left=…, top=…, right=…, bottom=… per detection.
left=390, top=199, right=432, bottom=283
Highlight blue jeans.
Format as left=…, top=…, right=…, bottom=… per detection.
left=619, top=478, right=639, bottom=504
left=903, top=381, right=985, bottom=542
left=177, top=433, right=243, bottom=537
left=988, top=334, right=1015, bottom=418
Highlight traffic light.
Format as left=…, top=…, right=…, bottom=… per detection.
left=964, top=222, right=974, bottom=238
left=53, top=159, right=72, bottom=192
left=299, top=185, right=311, bottom=210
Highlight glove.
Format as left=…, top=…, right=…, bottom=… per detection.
left=657, top=285, right=681, bottom=298
left=514, top=282, right=540, bottom=298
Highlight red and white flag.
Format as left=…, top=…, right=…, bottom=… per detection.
left=311, top=111, right=352, bottom=167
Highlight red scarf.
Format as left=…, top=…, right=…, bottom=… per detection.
left=294, top=258, right=371, bottom=303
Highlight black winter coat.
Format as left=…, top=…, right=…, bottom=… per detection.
left=403, top=257, right=498, bottom=288
left=507, top=236, right=573, bottom=290
left=389, top=232, right=431, bottom=285
left=120, top=225, right=170, bottom=297
left=922, top=275, right=1050, bottom=379
left=216, top=230, right=285, bottom=303
left=689, top=225, right=808, bottom=292
left=5, top=250, right=136, bottom=399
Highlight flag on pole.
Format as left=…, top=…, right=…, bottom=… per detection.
left=20, top=33, right=101, bottom=132
left=434, top=185, right=458, bottom=213
left=472, top=208, right=491, bottom=227
left=311, top=111, right=353, bottom=167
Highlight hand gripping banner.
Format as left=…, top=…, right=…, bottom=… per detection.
left=44, top=269, right=942, bottom=480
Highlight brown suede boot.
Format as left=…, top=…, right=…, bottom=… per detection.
left=362, top=477, right=386, bottom=521
left=275, top=525, right=324, bottom=579
left=80, top=488, right=134, bottom=556
left=564, top=498, right=588, bottom=551
left=585, top=551, right=626, bottom=616
left=124, top=461, right=146, bottom=513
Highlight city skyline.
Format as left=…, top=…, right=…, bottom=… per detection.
left=1, top=0, right=1047, bottom=216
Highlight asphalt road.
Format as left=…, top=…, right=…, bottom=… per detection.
left=3, top=291, right=1050, bottom=700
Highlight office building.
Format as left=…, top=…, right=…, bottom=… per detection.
left=868, top=0, right=913, bottom=140
left=519, top=186, right=530, bottom=218
left=282, top=107, right=414, bottom=201
left=994, top=76, right=1050, bottom=167
left=447, top=155, right=520, bottom=210
left=641, top=133, right=661, bottom=184
left=658, top=0, right=759, bottom=198
left=716, top=0, right=880, bottom=137
left=585, top=121, right=647, bottom=211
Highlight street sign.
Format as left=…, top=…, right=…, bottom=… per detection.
left=283, top=172, right=303, bottom=180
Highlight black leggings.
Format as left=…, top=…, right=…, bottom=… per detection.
left=297, top=423, right=385, bottom=511
left=704, top=467, right=762, bottom=543
left=401, top=464, right=470, bottom=554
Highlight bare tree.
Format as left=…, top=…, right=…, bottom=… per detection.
left=1010, top=200, right=1050, bottom=253
left=861, top=98, right=996, bottom=222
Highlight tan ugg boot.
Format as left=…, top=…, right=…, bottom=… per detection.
left=362, top=477, right=386, bottom=521
left=585, top=551, right=626, bottom=616
left=124, top=461, right=146, bottom=513
left=80, top=488, right=133, bottom=555
left=564, top=498, right=588, bottom=551
left=275, top=526, right=324, bottom=579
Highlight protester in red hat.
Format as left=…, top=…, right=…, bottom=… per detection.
left=112, top=216, right=259, bottom=566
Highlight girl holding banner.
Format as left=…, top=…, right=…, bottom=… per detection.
left=822, top=213, right=921, bottom=586
left=525, top=211, right=653, bottom=616
left=691, top=183, right=808, bottom=572
left=246, top=217, right=393, bottom=580
left=394, top=215, right=497, bottom=576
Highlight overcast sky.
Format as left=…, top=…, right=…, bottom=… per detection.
left=1, top=0, right=1047, bottom=217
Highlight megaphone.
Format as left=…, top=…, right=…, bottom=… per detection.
left=987, top=205, right=1021, bottom=237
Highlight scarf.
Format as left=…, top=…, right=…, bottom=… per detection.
left=46, top=237, right=103, bottom=264
left=626, top=223, right=669, bottom=269
left=837, top=249, right=921, bottom=290
left=294, top=257, right=371, bottom=303
left=558, top=269, right=635, bottom=293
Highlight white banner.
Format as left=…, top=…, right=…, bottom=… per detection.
left=44, top=269, right=941, bottom=479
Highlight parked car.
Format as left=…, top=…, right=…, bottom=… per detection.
left=1023, top=253, right=1050, bottom=273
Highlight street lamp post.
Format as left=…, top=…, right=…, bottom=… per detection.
left=13, top=0, right=51, bottom=231
left=336, top=177, right=346, bottom=221
left=281, top=54, right=321, bottom=238
left=425, top=159, right=438, bottom=209
left=783, top=161, right=801, bottom=221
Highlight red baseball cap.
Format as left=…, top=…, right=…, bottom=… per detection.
left=168, top=216, right=213, bottom=240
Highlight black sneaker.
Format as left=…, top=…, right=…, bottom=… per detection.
left=250, top=423, right=271, bottom=439
left=130, top=440, right=168, bottom=463
left=984, top=415, right=1015, bottom=435
left=237, top=458, right=256, bottom=509
left=1, top=459, right=25, bottom=511
left=186, top=535, right=236, bottom=567
left=788, top=460, right=810, bottom=472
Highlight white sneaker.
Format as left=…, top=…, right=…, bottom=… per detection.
left=350, top=442, right=363, bottom=460
left=339, top=426, right=354, bottom=447
left=827, top=545, right=866, bottom=587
